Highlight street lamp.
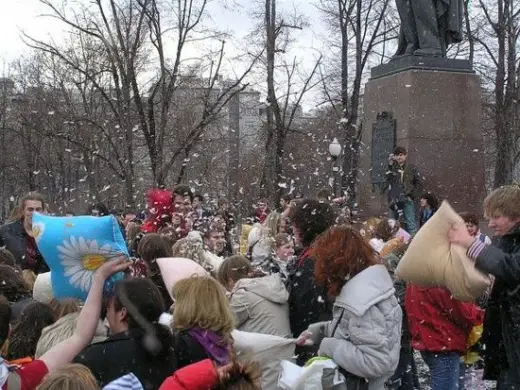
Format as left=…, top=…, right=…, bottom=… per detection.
left=328, top=138, right=342, bottom=197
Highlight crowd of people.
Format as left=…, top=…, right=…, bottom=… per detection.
left=0, top=145, right=518, bottom=389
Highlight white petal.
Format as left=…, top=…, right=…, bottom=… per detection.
left=69, top=236, right=79, bottom=250
left=70, top=270, right=84, bottom=286
left=64, top=265, right=82, bottom=276
left=89, top=240, right=100, bottom=252
left=78, top=237, right=90, bottom=254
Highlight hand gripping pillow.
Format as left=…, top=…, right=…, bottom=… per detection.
left=32, top=213, right=128, bottom=301
left=395, top=201, right=491, bottom=302
left=157, top=257, right=209, bottom=301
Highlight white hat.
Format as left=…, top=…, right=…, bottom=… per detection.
left=33, top=272, right=53, bottom=303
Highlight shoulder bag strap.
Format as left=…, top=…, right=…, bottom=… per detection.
left=330, top=308, right=345, bottom=338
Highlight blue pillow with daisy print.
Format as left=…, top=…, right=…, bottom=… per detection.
left=32, top=213, right=128, bottom=301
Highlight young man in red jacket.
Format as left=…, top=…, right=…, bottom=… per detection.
left=405, top=285, right=484, bottom=390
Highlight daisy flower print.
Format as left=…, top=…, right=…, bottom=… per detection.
left=32, top=222, right=45, bottom=243
left=58, top=236, right=112, bottom=293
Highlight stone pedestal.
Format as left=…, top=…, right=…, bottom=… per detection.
left=358, top=61, right=486, bottom=217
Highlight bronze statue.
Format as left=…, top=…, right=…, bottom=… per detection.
left=393, top=0, right=463, bottom=58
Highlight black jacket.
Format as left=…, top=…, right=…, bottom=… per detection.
left=475, top=225, right=520, bottom=380
left=174, top=330, right=210, bottom=369
left=0, top=220, right=48, bottom=273
left=385, top=162, right=422, bottom=203
left=288, top=252, right=332, bottom=338
left=73, top=327, right=176, bottom=389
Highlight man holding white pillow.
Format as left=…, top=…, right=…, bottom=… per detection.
left=449, top=184, right=520, bottom=389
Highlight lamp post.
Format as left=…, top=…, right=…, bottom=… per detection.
left=328, top=138, right=342, bottom=198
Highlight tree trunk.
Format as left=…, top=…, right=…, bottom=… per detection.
left=261, top=0, right=278, bottom=205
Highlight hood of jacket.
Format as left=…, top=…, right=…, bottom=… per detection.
left=335, top=264, right=395, bottom=317
left=233, top=273, right=289, bottom=304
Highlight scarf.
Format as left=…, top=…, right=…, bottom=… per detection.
left=187, top=327, right=230, bottom=366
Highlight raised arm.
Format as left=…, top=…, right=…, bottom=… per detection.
left=40, top=258, right=130, bottom=372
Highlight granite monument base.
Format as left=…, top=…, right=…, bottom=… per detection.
left=358, top=64, right=486, bottom=217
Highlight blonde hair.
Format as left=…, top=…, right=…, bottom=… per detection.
left=484, top=185, right=520, bottom=219
left=21, top=270, right=37, bottom=291
left=48, top=298, right=81, bottom=319
left=274, top=233, right=292, bottom=249
left=264, top=212, right=282, bottom=236
left=172, top=276, right=235, bottom=337
left=37, top=363, right=99, bottom=389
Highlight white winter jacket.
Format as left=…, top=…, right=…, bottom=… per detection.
left=318, top=264, right=402, bottom=390
left=230, top=273, right=291, bottom=338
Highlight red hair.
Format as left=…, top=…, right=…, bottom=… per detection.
left=310, top=225, right=381, bottom=299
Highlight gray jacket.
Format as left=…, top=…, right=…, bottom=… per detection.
left=230, top=273, right=291, bottom=338
left=318, top=264, right=402, bottom=390
left=230, top=273, right=291, bottom=389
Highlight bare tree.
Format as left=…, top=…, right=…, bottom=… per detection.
left=318, top=0, right=397, bottom=206
left=256, top=0, right=322, bottom=205
left=469, top=0, right=520, bottom=186
left=25, top=0, right=259, bottom=207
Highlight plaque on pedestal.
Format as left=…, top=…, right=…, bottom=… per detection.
left=358, top=67, right=485, bottom=217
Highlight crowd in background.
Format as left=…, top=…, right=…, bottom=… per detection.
left=0, top=147, right=517, bottom=389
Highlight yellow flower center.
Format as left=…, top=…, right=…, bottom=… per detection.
left=82, top=254, right=106, bottom=271
left=32, top=226, right=41, bottom=237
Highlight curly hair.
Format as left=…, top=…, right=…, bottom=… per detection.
left=310, top=225, right=381, bottom=299
left=171, top=235, right=213, bottom=273
left=290, top=199, right=336, bottom=247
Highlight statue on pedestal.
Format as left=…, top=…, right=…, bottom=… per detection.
left=393, top=0, right=463, bottom=58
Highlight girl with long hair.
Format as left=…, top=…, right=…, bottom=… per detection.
left=137, top=233, right=174, bottom=308
left=172, top=276, right=235, bottom=369
left=7, top=302, right=56, bottom=360
left=309, top=225, right=402, bottom=388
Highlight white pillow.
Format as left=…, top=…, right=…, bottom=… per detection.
left=396, top=201, right=491, bottom=302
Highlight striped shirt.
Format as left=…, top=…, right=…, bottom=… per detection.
left=467, top=239, right=487, bottom=259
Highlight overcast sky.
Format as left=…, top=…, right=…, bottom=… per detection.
left=0, top=0, right=327, bottom=65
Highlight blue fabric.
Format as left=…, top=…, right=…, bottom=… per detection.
left=389, top=199, right=418, bottom=236
left=32, top=213, right=128, bottom=301
left=421, top=351, right=463, bottom=390
left=103, top=373, right=144, bottom=390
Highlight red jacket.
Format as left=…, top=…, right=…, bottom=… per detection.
left=2, top=359, right=48, bottom=390
left=405, top=285, right=484, bottom=354
left=159, top=359, right=218, bottom=390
